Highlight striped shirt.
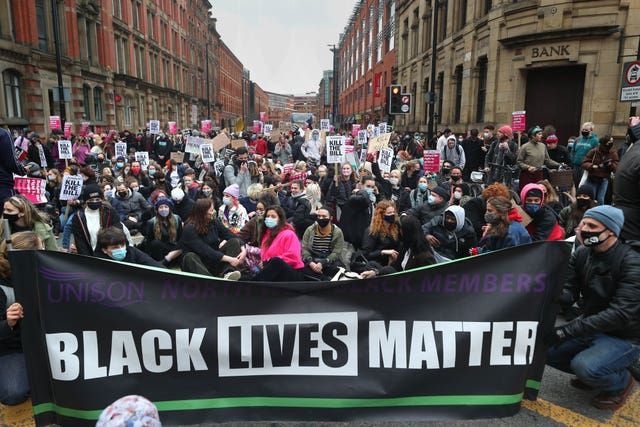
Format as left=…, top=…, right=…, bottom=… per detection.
left=310, top=225, right=333, bottom=258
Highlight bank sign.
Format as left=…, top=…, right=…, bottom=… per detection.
left=620, top=61, right=640, bottom=102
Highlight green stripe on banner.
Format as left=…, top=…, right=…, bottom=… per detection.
left=526, top=380, right=541, bottom=390
left=33, top=393, right=524, bottom=419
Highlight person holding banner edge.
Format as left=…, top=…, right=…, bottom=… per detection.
left=2, top=195, right=57, bottom=251
left=0, top=127, right=28, bottom=202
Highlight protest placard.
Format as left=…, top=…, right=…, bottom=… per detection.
left=372, top=126, right=380, bottom=138
left=63, top=122, right=73, bottom=139
left=168, top=122, right=177, bottom=134
left=379, top=122, right=388, bottom=134
left=367, top=133, right=391, bottom=153
left=379, top=147, right=394, bottom=174
left=201, top=120, right=212, bottom=134
left=320, top=119, right=330, bottom=132
left=79, top=122, right=90, bottom=137
left=264, top=124, right=273, bottom=136
left=13, top=177, right=47, bottom=204
left=135, top=151, right=150, bottom=170
left=59, top=175, right=84, bottom=201
left=170, top=152, right=184, bottom=164
left=115, top=142, right=127, bottom=158
left=357, top=130, right=368, bottom=146
left=200, top=144, right=215, bottom=163
left=212, top=132, right=231, bottom=152
left=185, top=136, right=205, bottom=154
left=326, top=136, right=346, bottom=164
left=423, top=150, right=441, bottom=173
left=231, top=139, right=246, bottom=149
left=351, top=124, right=361, bottom=137
left=49, top=116, right=61, bottom=130
left=213, top=160, right=226, bottom=176
left=149, top=120, right=161, bottom=134
left=58, top=140, right=73, bottom=160
left=252, top=120, right=263, bottom=133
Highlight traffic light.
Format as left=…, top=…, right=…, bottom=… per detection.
left=388, top=85, right=402, bottom=114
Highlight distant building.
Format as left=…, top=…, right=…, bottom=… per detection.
left=266, top=91, right=294, bottom=125
left=317, top=70, right=334, bottom=124
left=218, top=40, right=243, bottom=130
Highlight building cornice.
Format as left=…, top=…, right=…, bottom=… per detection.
left=499, top=25, right=620, bottom=47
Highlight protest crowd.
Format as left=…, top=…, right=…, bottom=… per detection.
left=1, top=114, right=640, bottom=417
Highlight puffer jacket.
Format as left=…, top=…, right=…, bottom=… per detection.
left=422, top=205, right=478, bottom=260
left=560, top=241, right=640, bottom=343
left=116, top=189, right=149, bottom=220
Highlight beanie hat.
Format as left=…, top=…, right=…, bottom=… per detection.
left=545, top=134, right=559, bottom=144
left=498, top=125, right=513, bottom=139
left=576, top=184, right=595, bottom=199
left=81, top=184, right=103, bottom=201
left=223, top=183, right=240, bottom=199
left=154, top=197, right=174, bottom=210
left=171, top=187, right=185, bottom=201
left=583, top=205, right=624, bottom=237
left=430, top=185, right=450, bottom=200
left=96, top=395, right=161, bottom=427
left=529, top=126, right=542, bottom=137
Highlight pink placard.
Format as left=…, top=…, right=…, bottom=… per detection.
left=79, top=122, right=90, bottom=137
left=201, top=120, right=212, bottom=134
left=64, top=122, right=73, bottom=138
left=423, top=150, right=441, bottom=173
left=512, top=111, right=526, bottom=132
left=259, top=112, right=266, bottom=122
left=351, top=124, right=361, bottom=137
left=168, top=121, right=177, bottom=134
left=14, top=177, right=47, bottom=204
left=252, top=120, right=263, bottom=133
left=49, top=116, right=61, bottom=130
left=104, top=130, right=117, bottom=143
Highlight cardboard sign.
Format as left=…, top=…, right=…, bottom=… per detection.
left=379, top=147, right=394, bottom=174
left=149, top=120, right=161, bottom=135
left=512, top=111, right=526, bottom=132
left=212, top=132, right=231, bottom=152
left=168, top=122, right=177, bottom=134
left=58, top=140, right=73, bottom=160
left=59, top=175, right=84, bottom=201
left=135, top=151, right=150, bottom=170
left=115, top=142, right=127, bottom=158
left=185, top=136, right=205, bottom=154
left=423, top=150, right=441, bottom=173
left=326, top=136, right=346, bottom=164
left=201, top=120, right=213, bottom=134
left=231, top=139, right=246, bottom=149
left=367, top=133, right=391, bottom=153
left=13, top=177, right=47, bottom=204
left=320, top=119, right=330, bottom=132
left=170, top=152, right=184, bottom=164
left=79, top=122, right=90, bottom=137
left=64, top=122, right=73, bottom=139
left=49, top=116, right=61, bottom=130
left=200, top=144, right=215, bottom=163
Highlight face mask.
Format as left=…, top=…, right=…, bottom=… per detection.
left=131, top=187, right=139, bottom=192
left=342, top=170, right=351, bottom=177
left=32, top=171, right=41, bottom=177
left=418, top=183, right=428, bottom=191
left=525, top=203, right=540, bottom=214
left=581, top=131, right=590, bottom=138
left=131, top=167, right=141, bottom=174
left=576, top=198, right=591, bottom=209
left=442, top=168, right=451, bottom=175
left=312, top=134, right=319, bottom=141
left=444, top=221, right=457, bottom=231
left=158, top=208, right=171, bottom=217
left=3, top=213, right=19, bottom=223
left=317, top=218, right=331, bottom=228
left=222, top=196, right=232, bottom=206
left=105, top=190, right=114, bottom=198
left=87, top=201, right=102, bottom=210
left=159, top=141, right=167, bottom=146
left=389, top=178, right=399, bottom=186
left=110, top=247, right=127, bottom=261
left=458, top=138, right=463, bottom=143
left=97, top=157, right=105, bottom=162
left=118, top=191, right=128, bottom=198
left=264, top=217, right=278, bottom=228
left=48, top=176, right=56, bottom=182
left=116, top=162, right=124, bottom=168
left=484, top=213, right=499, bottom=224
left=364, top=188, right=375, bottom=196
left=184, top=182, right=192, bottom=188
left=202, top=189, right=212, bottom=196
left=383, top=214, right=395, bottom=224
left=427, top=195, right=436, bottom=205
left=582, top=229, right=609, bottom=247
left=451, top=175, right=462, bottom=181
left=453, top=191, right=462, bottom=200
left=484, top=132, right=489, bottom=139
left=148, top=169, right=156, bottom=176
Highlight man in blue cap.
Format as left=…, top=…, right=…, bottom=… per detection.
left=547, top=205, right=640, bottom=410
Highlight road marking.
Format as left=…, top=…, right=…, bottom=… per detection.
left=607, top=386, right=640, bottom=427
left=521, top=398, right=607, bottom=427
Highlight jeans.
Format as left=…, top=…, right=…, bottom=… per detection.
left=587, top=177, right=608, bottom=206
left=0, top=352, right=29, bottom=405
left=547, top=333, right=640, bottom=394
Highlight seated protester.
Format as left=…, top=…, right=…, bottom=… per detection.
left=166, top=159, right=185, bottom=190
left=409, top=175, right=430, bottom=209
left=400, top=160, right=421, bottom=191
left=470, top=196, right=531, bottom=254
left=170, top=187, right=194, bottom=222
left=538, top=179, right=563, bottom=215
left=301, top=206, right=345, bottom=281
left=129, top=161, right=151, bottom=198
left=450, top=182, right=472, bottom=207
left=238, top=192, right=279, bottom=248
left=326, top=163, right=359, bottom=209
left=96, top=226, right=164, bottom=268
left=520, top=183, right=564, bottom=241
left=464, top=182, right=512, bottom=240
left=115, top=180, right=149, bottom=234
left=406, top=185, right=450, bottom=226
left=436, top=160, right=455, bottom=186
left=197, top=180, right=222, bottom=206
left=182, top=173, right=199, bottom=200
left=391, top=214, right=436, bottom=271
left=339, top=176, right=378, bottom=250
left=283, top=179, right=311, bottom=238
left=372, top=161, right=410, bottom=214
left=218, top=184, right=249, bottom=234
left=239, top=183, right=263, bottom=218
left=2, top=195, right=57, bottom=251
left=179, top=198, right=246, bottom=278
left=151, top=170, right=171, bottom=196
left=559, top=184, right=597, bottom=238
left=144, top=198, right=183, bottom=265
left=250, top=205, right=304, bottom=282
left=0, top=231, right=44, bottom=406
left=71, top=185, right=123, bottom=256
left=423, top=205, right=477, bottom=260
left=359, top=201, right=402, bottom=273
left=445, top=166, right=465, bottom=190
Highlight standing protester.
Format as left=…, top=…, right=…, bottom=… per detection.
left=582, top=135, right=618, bottom=206
left=613, top=116, right=640, bottom=240
left=570, top=121, right=599, bottom=188
left=517, top=126, right=560, bottom=191
left=484, top=125, right=518, bottom=185
left=0, top=127, right=27, bottom=201
left=460, top=129, right=486, bottom=181
left=547, top=206, right=640, bottom=410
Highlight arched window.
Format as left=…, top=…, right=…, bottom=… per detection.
left=3, top=69, right=22, bottom=118
left=83, top=84, right=91, bottom=120
left=124, top=95, right=132, bottom=127
left=93, top=87, right=103, bottom=121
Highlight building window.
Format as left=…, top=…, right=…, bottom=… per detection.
left=132, top=0, right=140, bottom=29
left=438, top=0, right=448, bottom=43
left=138, top=96, right=145, bottom=125
left=454, top=65, right=463, bottom=123
left=367, top=80, right=372, bottom=96
left=112, top=0, right=122, bottom=19
left=485, top=0, right=492, bottom=15
left=476, top=56, right=487, bottom=122
left=83, top=85, right=91, bottom=120
left=124, top=95, right=132, bottom=126
left=368, top=6, right=373, bottom=70
left=3, top=70, right=22, bottom=118
left=0, top=0, right=15, bottom=40
left=35, top=0, right=48, bottom=51
left=402, top=18, right=409, bottom=63
left=423, top=77, right=429, bottom=123
left=457, top=0, right=467, bottom=32
left=411, top=9, right=419, bottom=56
left=388, top=0, right=395, bottom=52
left=147, top=11, right=155, bottom=40
left=376, top=0, right=383, bottom=61
left=437, top=71, right=444, bottom=124
left=94, top=87, right=103, bottom=121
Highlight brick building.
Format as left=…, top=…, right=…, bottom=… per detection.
left=266, top=91, right=294, bottom=125
left=218, top=39, right=243, bottom=130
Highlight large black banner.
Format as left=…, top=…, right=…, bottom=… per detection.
left=11, top=242, right=570, bottom=426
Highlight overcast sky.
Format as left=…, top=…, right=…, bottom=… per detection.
left=210, top=0, right=358, bottom=95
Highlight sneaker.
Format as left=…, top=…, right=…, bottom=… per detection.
left=590, top=375, right=635, bottom=410
left=330, top=267, right=346, bottom=282
left=223, top=271, right=241, bottom=281
left=570, top=377, right=592, bottom=390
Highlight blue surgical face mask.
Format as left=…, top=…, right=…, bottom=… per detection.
left=264, top=217, right=278, bottom=228
left=525, top=203, right=540, bottom=214
left=428, top=195, right=436, bottom=205
left=418, top=183, right=428, bottom=191
left=158, top=208, right=171, bottom=217
left=364, top=187, right=374, bottom=195
left=148, top=169, right=156, bottom=176
left=110, top=246, right=127, bottom=261
left=222, top=196, right=232, bottom=206
left=116, top=162, right=124, bottom=168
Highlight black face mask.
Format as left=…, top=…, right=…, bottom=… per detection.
left=451, top=175, right=462, bottom=181
left=582, top=229, right=609, bottom=247
left=581, top=131, right=590, bottom=138
left=576, top=198, right=591, bottom=209
left=317, top=218, right=331, bottom=228
left=442, top=168, right=451, bottom=175
left=383, top=214, right=396, bottom=224
left=444, top=221, right=457, bottom=231
left=484, top=213, right=499, bottom=224
left=3, top=213, right=19, bottom=223
left=117, top=191, right=128, bottom=198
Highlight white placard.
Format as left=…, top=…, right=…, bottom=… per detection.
left=214, top=159, right=226, bottom=176
left=115, top=142, right=127, bottom=158
left=379, top=122, right=388, bottom=134
left=372, top=126, right=380, bottom=138
left=326, top=136, right=346, bottom=164
left=357, top=130, right=368, bottom=146
left=58, top=140, right=73, bottom=159
left=200, top=144, right=215, bottom=163
left=59, top=175, right=84, bottom=201
left=379, top=147, right=394, bottom=174
left=135, top=151, right=150, bottom=170
left=264, top=124, right=273, bottom=136
left=149, top=120, right=161, bottom=134
left=320, top=119, right=330, bottom=132
left=185, top=136, right=205, bottom=154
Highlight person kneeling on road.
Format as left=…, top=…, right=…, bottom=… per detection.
left=546, top=205, right=640, bottom=410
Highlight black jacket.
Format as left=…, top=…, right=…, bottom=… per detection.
left=339, top=190, right=375, bottom=249
left=95, top=246, right=165, bottom=268
left=423, top=216, right=478, bottom=260
left=407, top=201, right=448, bottom=226
left=0, top=285, right=21, bottom=356
left=361, top=226, right=401, bottom=267
left=71, top=204, right=123, bottom=256
left=179, top=220, right=239, bottom=267
left=0, top=128, right=26, bottom=192
left=560, top=241, right=640, bottom=343
left=613, top=125, right=640, bottom=240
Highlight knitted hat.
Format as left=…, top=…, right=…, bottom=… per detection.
left=545, top=134, right=559, bottom=144
left=170, top=187, right=185, bottom=201
left=498, top=125, right=513, bottom=139
left=96, top=395, right=161, bottom=427
left=154, top=197, right=174, bottom=210
left=81, top=184, right=103, bottom=201
left=583, top=205, right=625, bottom=237
left=430, top=185, right=450, bottom=200
left=529, top=126, right=542, bottom=137
left=576, top=184, right=595, bottom=199
left=223, top=183, right=240, bottom=199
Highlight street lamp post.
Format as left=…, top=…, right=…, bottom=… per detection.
left=329, top=44, right=339, bottom=128
left=427, top=0, right=441, bottom=143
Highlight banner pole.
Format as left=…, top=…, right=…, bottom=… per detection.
left=3, top=219, right=12, bottom=251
